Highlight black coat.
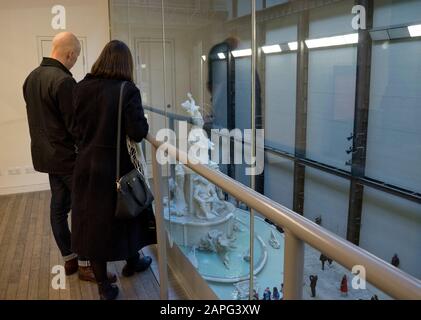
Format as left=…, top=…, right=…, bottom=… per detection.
left=71, top=74, right=156, bottom=261
left=23, top=58, right=77, bottom=174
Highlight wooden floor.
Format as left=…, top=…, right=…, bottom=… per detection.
left=0, top=191, right=187, bottom=300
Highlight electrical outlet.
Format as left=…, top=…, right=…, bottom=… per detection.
left=25, top=166, right=36, bottom=174
left=8, top=167, right=22, bottom=175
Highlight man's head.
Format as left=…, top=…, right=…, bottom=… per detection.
left=51, top=32, right=81, bottom=71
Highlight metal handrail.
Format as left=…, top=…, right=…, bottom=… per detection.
left=146, top=133, right=421, bottom=300
left=143, top=105, right=194, bottom=124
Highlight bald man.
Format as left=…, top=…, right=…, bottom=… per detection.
left=23, top=32, right=116, bottom=284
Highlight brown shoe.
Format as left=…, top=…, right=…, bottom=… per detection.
left=78, top=266, right=117, bottom=284
left=64, top=258, right=78, bottom=276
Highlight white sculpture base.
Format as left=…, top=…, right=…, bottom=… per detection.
left=164, top=202, right=236, bottom=247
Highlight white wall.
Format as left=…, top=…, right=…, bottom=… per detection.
left=110, top=3, right=194, bottom=114
left=0, top=0, right=110, bottom=195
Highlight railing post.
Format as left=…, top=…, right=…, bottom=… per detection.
left=150, top=143, right=169, bottom=300
left=169, top=117, right=176, bottom=180
left=283, top=230, right=304, bottom=300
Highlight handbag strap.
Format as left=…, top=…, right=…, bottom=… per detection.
left=116, top=81, right=128, bottom=185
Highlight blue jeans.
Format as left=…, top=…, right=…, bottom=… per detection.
left=49, top=174, right=87, bottom=264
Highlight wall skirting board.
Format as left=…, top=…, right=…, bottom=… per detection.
left=0, top=183, right=50, bottom=196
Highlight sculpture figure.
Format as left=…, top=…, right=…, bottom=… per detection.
left=269, top=230, right=281, bottom=249
left=193, top=175, right=230, bottom=219
left=164, top=164, right=188, bottom=217
left=181, top=93, right=204, bottom=127
left=208, top=161, right=226, bottom=200
left=181, top=93, right=214, bottom=150
left=198, top=230, right=236, bottom=269
left=233, top=221, right=244, bottom=233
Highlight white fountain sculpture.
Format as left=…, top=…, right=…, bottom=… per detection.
left=187, top=246, right=199, bottom=269
left=242, top=248, right=251, bottom=263
left=181, top=92, right=214, bottom=150
left=181, top=93, right=204, bottom=126
left=163, top=93, right=239, bottom=271
left=269, top=230, right=281, bottom=249
left=208, top=161, right=226, bottom=201
left=198, top=230, right=236, bottom=269
left=233, top=277, right=259, bottom=300
left=233, top=221, right=245, bottom=233
left=163, top=164, right=188, bottom=217
left=193, top=175, right=231, bottom=220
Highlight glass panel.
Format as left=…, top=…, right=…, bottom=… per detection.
left=373, top=0, right=421, bottom=28
left=110, top=0, right=421, bottom=300
left=261, top=12, right=298, bottom=154
left=255, top=0, right=421, bottom=298
left=161, top=0, right=256, bottom=299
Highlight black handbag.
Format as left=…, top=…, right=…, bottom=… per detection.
left=115, top=82, right=154, bottom=220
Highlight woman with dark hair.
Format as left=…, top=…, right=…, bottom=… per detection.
left=71, top=40, right=156, bottom=300
left=272, top=286, right=280, bottom=300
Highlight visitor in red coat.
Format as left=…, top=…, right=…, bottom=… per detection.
left=340, top=275, right=348, bottom=296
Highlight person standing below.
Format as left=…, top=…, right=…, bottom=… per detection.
left=71, top=40, right=157, bottom=300
left=262, top=287, right=271, bottom=300
left=320, top=253, right=328, bottom=270
left=280, top=283, right=284, bottom=299
left=272, top=287, right=280, bottom=300
left=320, top=253, right=333, bottom=270
left=391, top=254, right=400, bottom=268
left=252, top=289, right=259, bottom=300
left=23, top=32, right=115, bottom=283
left=309, top=275, right=318, bottom=298
left=340, top=275, right=348, bottom=297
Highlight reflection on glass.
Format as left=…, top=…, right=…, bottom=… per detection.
left=110, top=0, right=421, bottom=300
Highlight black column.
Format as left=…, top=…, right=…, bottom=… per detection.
left=346, top=0, right=373, bottom=245
left=255, top=15, right=266, bottom=195
left=227, top=46, right=236, bottom=180
left=293, top=11, right=309, bottom=215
